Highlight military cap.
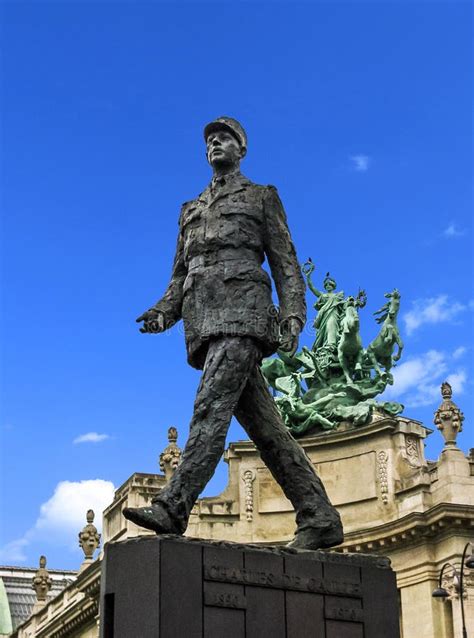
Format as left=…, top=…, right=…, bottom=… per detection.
left=203, top=116, right=247, bottom=150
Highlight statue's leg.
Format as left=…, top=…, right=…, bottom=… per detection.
left=326, top=313, right=338, bottom=347
left=338, top=342, right=352, bottom=383
left=124, top=336, right=259, bottom=534
left=234, top=366, right=343, bottom=549
left=366, top=346, right=382, bottom=375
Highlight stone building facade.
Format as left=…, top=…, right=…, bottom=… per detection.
left=7, top=388, right=474, bottom=638
left=0, top=564, right=75, bottom=636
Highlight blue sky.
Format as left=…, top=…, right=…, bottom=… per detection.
left=1, top=2, right=472, bottom=570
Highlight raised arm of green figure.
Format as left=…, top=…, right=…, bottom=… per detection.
left=302, top=259, right=322, bottom=299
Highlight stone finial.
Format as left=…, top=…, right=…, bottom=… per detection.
left=434, top=382, right=464, bottom=448
left=32, top=555, right=52, bottom=603
left=78, top=509, right=101, bottom=567
left=159, top=427, right=182, bottom=481
left=441, top=381, right=452, bottom=400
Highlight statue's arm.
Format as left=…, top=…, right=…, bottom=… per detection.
left=301, top=260, right=321, bottom=298
left=306, top=277, right=322, bottom=299
left=263, top=185, right=306, bottom=330
left=139, top=209, right=187, bottom=331
left=277, top=348, right=298, bottom=366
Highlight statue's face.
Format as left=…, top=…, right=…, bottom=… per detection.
left=324, top=281, right=336, bottom=292
left=206, top=129, right=243, bottom=167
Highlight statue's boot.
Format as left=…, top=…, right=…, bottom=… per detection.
left=286, top=518, right=344, bottom=551
left=123, top=503, right=183, bottom=535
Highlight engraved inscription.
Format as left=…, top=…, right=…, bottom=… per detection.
left=325, top=607, right=364, bottom=622
left=204, top=590, right=247, bottom=610
left=325, top=595, right=364, bottom=622
left=203, top=565, right=362, bottom=597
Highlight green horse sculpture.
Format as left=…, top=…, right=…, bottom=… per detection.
left=365, top=289, right=404, bottom=376
left=337, top=291, right=367, bottom=384
left=261, top=265, right=404, bottom=436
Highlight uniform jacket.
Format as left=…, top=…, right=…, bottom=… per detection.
left=152, top=172, right=306, bottom=369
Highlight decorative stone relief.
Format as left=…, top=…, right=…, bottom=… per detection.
left=78, top=509, right=101, bottom=562
left=159, top=426, right=182, bottom=481
left=241, top=469, right=256, bottom=522
left=377, top=451, right=389, bottom=504
left=441, top=569, right=464, bottom=601
left=32, top=555, right=52, bottom=602
left=434, top=382, right=464, bottom=448
left=405, top=435, right=421, bottom=467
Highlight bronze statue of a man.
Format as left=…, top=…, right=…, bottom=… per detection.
left=124, top=117, right=343, bottom=549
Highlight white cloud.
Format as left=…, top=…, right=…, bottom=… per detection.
left=0, top=538, right=29, bottom=562
left=350, top=154, right=370, bottom=172
left=452, top=346, right=467, bottom=360
left=446, top=370, right=467, bottom=395
left=35, top=480, right=115, bottom=538
left=73, top=432, right=110, bottom=444
left=403, top=295, right=467, bottom=335
left=443, top=223, right=466, bottom=238
left=0, top=479, right=115, bottom=564
left=382, top=349, right=466, bottom=408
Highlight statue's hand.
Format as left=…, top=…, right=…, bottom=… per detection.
left=279, top=318, right=302, bottom=357
left=302, top=259, right=315, bottom=277
left=136, top=309, right=165, bottom=334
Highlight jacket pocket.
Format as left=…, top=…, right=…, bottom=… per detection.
left=219, top=203, right=262, bottom=221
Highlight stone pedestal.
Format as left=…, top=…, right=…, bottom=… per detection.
left=100, top=535, right=399, bottom=637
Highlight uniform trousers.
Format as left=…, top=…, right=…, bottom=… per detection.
left=153, top=336, right=341, bottom=534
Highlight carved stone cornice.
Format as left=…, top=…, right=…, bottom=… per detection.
left=227, top=416, right=432, bottom=460
left=75, top=558, right=101, bottom=597
left=36, top=597, right=99, bottom=638
left=339, top=503, right=474, bottom=554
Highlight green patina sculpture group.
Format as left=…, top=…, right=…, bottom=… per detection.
left=262, top=259, right=404, bottom=435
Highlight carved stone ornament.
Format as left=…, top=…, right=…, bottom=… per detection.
left=241, top=469, right=256, bottom=522
left=377, top=451, right=389, bottom=504
left=78, top=509, right=101, bottom=560
left=441, top=569, right=465, bottom=601
left=32, top=555, right=52, bottom=602
left=159, top=426, right=182, bottom=481
left=434, top=381, right=464, bottom=448
left=405, top=435, right=421, bottom=467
